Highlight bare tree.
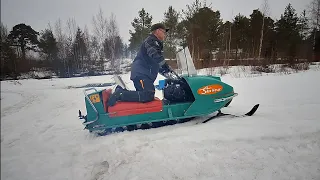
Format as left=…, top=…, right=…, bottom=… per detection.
left=66, top=18, right=77, bottom=40
left=92, top=7, right=109, bottom=61
left=54, top=19, right=66, bottom=70
left=53, top=18, right=79, bottom=76
left=83, top=25, right=91, bottom=69
left=258, top=0, right=270, bottom=62
left=106, top=13, right=120, bottom=72
left=90, top=36, right=101, bottom=71
left=1, top=22, right=8, bottom=74
left=63, top=18, right=77, bottom=76
left=308, top=0, right=320, bottom=53
left=309, top=0, right=320, bottom=29
left=0, top=22, right=8, bottom=43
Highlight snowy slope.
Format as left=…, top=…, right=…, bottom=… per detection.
left=1, top=66, right=320, bottom=180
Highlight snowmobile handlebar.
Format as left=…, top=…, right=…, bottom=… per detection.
left=161, top=68, right=181, bottom=80
left=160, top=63, right=182, bottom=80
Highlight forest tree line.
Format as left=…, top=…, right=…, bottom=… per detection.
left=1, top=0, right=319, bottom=79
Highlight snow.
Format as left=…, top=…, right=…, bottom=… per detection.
left=1, top=65, right=320, bottom=180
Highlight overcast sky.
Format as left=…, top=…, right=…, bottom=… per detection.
left=1, top=0, right=312, bottom=44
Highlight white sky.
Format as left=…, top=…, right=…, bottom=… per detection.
left=1, top=0, right=312, bottom=44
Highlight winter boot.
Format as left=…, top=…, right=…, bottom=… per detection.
left=115, top=85, right=126, bottom=91
left=107, top=88, right=124, bottom=106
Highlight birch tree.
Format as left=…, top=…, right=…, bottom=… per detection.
left=54, top=19, right=67, bottom=76
left=65, top=18, right=77, bottom=76
left=308, top=0, right=320, bottom=53
left=258, top=0, right=270, bottom=62
left=92, top=7, right=109, bottom=62
left=104, top=13, right=124, bottom=73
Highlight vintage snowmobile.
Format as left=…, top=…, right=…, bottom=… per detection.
left=78, top=47, right=259, bottom=135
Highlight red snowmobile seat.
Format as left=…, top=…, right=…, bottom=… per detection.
left=102, top=88, right=113, bottom=112
left=108, top=98, right=163, bottom=117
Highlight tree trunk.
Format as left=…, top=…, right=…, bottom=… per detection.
left=313, top=1, right=319, bottom=61
left=228, top=24, right=232, bottom=60
left=222, top=27, right=226, bottom=60
left=197, top=37, right=200, bottom=61
left=252, top=39, right=255, bottom=59
left=258, top=15, right=265, bottom=64
left=20, top=45, right=26, bottom=62
left=225, top=39, right=227, bottom=59
left=236, top=45, right=238, bottom=60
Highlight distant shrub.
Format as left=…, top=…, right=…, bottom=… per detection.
left=251, top=65, right=275, bottom=74
left=289, top=62, right=310, bottom=72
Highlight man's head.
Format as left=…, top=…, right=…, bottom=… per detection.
left=151, top=23, right=169, bottom=41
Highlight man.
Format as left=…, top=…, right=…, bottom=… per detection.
left=107, top=23, right=172, bottom=106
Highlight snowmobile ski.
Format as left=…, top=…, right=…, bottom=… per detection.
left=201, top=104, right=260, bottom=123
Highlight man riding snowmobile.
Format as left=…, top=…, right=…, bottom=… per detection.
left=107, top=23, right=172, bottom=106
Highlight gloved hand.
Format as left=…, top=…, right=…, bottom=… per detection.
left=159, top=63, right=171, bottom=75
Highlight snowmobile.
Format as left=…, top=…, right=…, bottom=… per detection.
left=78, top=47, right=259, bottom=135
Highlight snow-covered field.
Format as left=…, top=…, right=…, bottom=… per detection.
left=1, top=65, right=320, bottom=180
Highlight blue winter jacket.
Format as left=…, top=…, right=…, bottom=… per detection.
left=130, top=34, right=166, bottom=82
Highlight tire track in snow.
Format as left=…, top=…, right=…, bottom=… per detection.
left=1, top=90, right=46, bottom=147
left=227, top=134, right=320, bottom=180
left=1, top=90, right=43, bottom=118
left=90, top=161, right=110, bottom=180
left=100, top=130, right=320, bottom=180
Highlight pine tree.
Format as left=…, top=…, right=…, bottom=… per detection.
left=249, top=9, right=264, bottom=58
left=220, top=21, right=232, bottom=60
left=275, top=3, right=301, bottom=62
left=7, top=23, right=39, bottom=62
left=163, top=6, right=180, bottom=60
left=179, top=1, right=223, bottom=62
left=249, top=9, right=275, bottom=61
left=298, top=10, right=310, bottom=40
left=180, top=0, right=207, bottom=60
left=38, top=29, right=59, bottom=74
left=128, top=8, right=152, bottom=54
left=72, top=27, right=87, bottom=72
left=232, top=14, right=250, bottom=59
left=1, top=23, right=18, bottom=78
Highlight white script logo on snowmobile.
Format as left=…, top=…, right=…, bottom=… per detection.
left=197, top=84, right=223, bottom=95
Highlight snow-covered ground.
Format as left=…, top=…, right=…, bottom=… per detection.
left=1, top=65, right=320, bottom=180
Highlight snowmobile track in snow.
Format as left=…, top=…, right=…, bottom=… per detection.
left=1, top=90, right=44, bottom=118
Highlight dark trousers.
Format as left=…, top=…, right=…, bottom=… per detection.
left=119, top=77, right=155, bottom=103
